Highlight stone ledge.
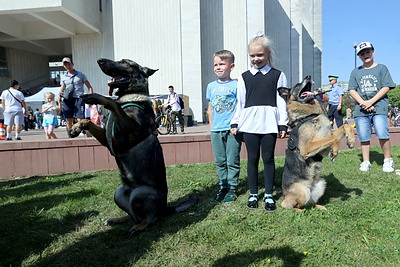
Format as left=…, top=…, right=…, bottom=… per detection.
left=1, top=128, right=400, bottom=180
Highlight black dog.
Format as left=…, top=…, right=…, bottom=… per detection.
left=69, top=58, right=197, bottom=236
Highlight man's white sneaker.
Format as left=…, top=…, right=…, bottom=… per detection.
left=383, top=158, right=394, bottom=173
left=359, top=161, right=371, bottom=172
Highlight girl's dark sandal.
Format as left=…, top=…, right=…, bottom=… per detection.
left=264, top=196, right=276, bottom=211
left=247, top=196, right=258, bottom=209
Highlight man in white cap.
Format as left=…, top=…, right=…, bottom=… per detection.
left=58, top=57, right=94, bottom=134
left=348, top=42, right=395, bottom=172
left=327, top=75, right=344, bottom=128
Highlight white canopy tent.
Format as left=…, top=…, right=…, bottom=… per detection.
left=24, top=87, right=60, bottom=111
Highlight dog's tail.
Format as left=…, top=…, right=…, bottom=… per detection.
left=165, top=193, right=198, bottom=216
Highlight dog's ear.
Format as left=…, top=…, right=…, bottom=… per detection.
left=141, top=67, right=158, bottom=77
left=278, top=87, right=291, bottom=102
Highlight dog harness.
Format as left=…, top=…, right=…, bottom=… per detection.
left=107, top=103, right=158, bottom=157
left=287, top=114, right=319, bottom=151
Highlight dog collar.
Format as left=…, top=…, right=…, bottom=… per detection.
left=107, top=103, right=158, bottom=157
left=288, top=114, right=319, bottom=151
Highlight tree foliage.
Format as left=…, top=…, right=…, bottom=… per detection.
left=387, top=85, right=400, bottom=108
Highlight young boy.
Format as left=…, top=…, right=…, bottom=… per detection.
left=206, top=50, right=242, bottom=202
left=349, top=42, right=395, bottom=172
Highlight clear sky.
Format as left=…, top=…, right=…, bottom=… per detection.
left=322, top=0, right=400, bottom=85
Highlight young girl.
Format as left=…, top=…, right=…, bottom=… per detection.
left=230, top=33, right=288, bottom=211
left=42, top=92, right=59, bottom=139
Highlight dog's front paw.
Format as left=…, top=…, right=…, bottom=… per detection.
left=69, top=120, right=89, bottom=138
left=329, top=150, right=337, bottom=161
left=347, top=138, right=355, bottom=149
left=81, top=93, right=106, bottom=105
left=68, top=126, right=82, bottom=138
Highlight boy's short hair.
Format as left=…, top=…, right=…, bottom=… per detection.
left=10, top=80, right=19, bottom=87
left=213, top=50, right=235, bottom=63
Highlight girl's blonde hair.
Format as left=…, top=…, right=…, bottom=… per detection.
left=44, top=92, right=55, bottom=99
left=248, top=32, right=274, bottom=66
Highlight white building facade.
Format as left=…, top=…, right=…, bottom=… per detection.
left=0, top=0, right=322, bottom=123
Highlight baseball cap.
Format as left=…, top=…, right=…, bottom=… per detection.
left=356, top=42, right=374, bottom=55
left=62, top=57, right=72, bottom=63
left=328, top=75, right=338, bottom=81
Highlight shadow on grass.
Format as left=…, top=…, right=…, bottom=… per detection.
left=369, top=150, right=386, bottom=166
left=0, top=173, right=98, bottom=198
left=0, top=188, right=99, bottom=266
left=32, top=183, right=221, bottom=266
left=320, top=173, right=363, bottom=204
left=212, top=246, right=305, bottom=266
left=357, top=149, right=391, bottom=166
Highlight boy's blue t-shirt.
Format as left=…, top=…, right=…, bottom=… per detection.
left=206, top=79, right=238, bottom=131
left=348, top=64, right=395, bottom=117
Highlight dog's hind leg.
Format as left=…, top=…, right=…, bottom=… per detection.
left=315, top=205, right=327, bottom=210
left=123, top=186, right=167, bottom=237
left=309, top=178, right=326, bottom=208
left=105, top=185, right=133, bottom=226
left=105, top=215, right=132, bottom=225
left=127, top=221, right=150, bottom=238
left=281, top=183, right=309, bottom=210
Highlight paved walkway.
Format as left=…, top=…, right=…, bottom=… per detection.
left=5, top=123, right=211, bottom=142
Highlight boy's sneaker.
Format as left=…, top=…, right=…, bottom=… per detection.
left=223, top=190, right=237, bottom=203
left=6, top=137, right=12, bottom=141
left=214, top=188, right=229, bottom=202
left=359, top=161, right=371, bottom=172
left=383, top=158, right=394, bottom=173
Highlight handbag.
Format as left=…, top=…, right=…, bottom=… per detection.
left=62, top=76, right=75, bottom=100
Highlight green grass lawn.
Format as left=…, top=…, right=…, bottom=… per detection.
left=1, top=147, right=399, bottom=266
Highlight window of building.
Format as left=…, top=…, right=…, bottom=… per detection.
left=0, top=47, right=9, bottom=76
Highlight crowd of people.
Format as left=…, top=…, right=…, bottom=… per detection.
left=0, top=57, right=100, bottom=140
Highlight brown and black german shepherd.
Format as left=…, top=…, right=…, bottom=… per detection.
left=278, top=76, right=355, bottom=212
left=69, top=58, right=197, bottom=237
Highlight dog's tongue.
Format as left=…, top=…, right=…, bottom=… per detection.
left=301, top=92, right=313, bottom=97
left=108, top=77, right=117, bottom=96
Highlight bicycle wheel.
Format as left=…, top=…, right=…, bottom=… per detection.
left=155, top=115, right=171, bottom=135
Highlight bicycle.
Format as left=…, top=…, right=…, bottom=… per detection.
left=155, top=107, right=173, bottom=135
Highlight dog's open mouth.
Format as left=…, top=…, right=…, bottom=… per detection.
left=108, top=75, right=131, bottom=96
left=97, top=58, right=132, bottom=96
left=297, top=77, right=314, bottom=104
